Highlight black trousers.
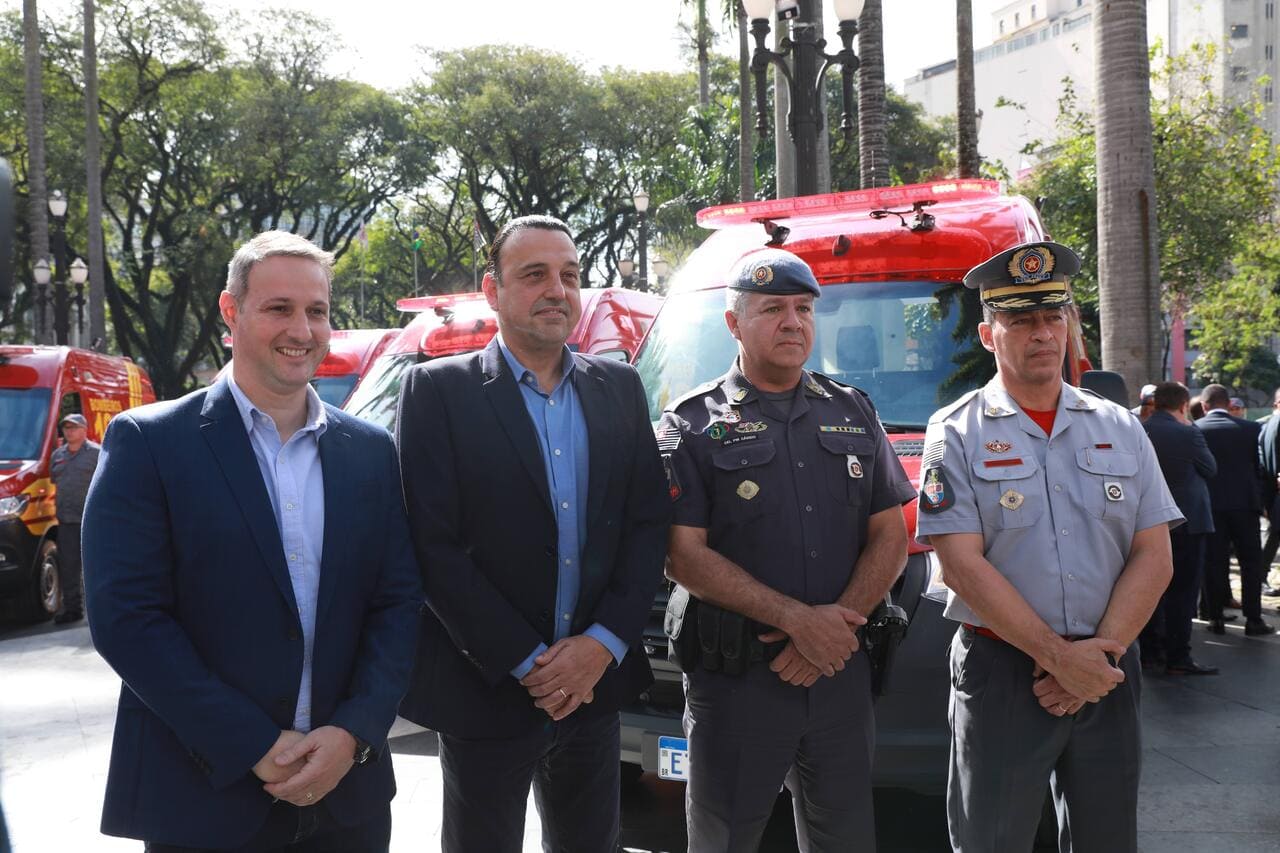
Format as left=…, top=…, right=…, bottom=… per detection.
left=438, top=711, right=621, bottom=853
left=144, top=802, right=390, bottom=853
left=1205, top=509, right=1265, bottom=621
left=56, top=521, right=83, bottom=615
left=1261, top=497, right=1280, bottom=576
left=1141, top=529, right=1204, bottom=665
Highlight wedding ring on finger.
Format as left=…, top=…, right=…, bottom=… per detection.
left=305, top=792, right=314, bottom=802
left=558, top=688, right=568, bottom=700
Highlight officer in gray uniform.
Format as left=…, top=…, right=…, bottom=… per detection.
left=662, top=248, right=916, bottom=852
left=915, top=241, right=1183, bottom=853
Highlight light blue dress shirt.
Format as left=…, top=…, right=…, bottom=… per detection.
left=227, top=377, right=327, bottom=732
left=496, top=337, right=628, bottom=680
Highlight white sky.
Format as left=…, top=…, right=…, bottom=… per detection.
left=19, top=0, right=1008, bottom=95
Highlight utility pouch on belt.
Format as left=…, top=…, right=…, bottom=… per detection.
left=719, top=610, right=747, bottom=675
left=697, top=597, right=723, bottom=672
left=664, top=584, right=700, bottom=673
left=864, top=596, right=910, bottom=697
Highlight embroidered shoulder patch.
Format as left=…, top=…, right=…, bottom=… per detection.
left=919, top=467, right=955, bottom=514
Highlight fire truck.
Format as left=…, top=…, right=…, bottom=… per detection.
left=0, top=346, right=156, bottom=619
left=624, top=179, right=1093, bottom=793
left=343, top=287, right=662, bottom=431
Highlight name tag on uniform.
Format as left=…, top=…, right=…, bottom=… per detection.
left=847, top=455, right=863, bottom=478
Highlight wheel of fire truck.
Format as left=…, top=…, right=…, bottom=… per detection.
left=26, top=537, right=60, bottom=622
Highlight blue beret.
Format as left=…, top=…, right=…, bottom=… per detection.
left=963, top=241, right=1081, bottom=312
left=728, top=249, right=820, bottom=298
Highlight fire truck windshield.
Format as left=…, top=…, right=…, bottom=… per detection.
left=0, top=387, right=52, bottom=461
left=635, top=280, right=995, bottom=430
left=343, top=352, right=419, bottom=431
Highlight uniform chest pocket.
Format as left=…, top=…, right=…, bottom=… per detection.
left=971, top=455, right=1044, bottom=530
left=712, top=441, right=778, bottom=523
left=817, top=433, right=875, bottom=505
left=1074, top=448, right=1139, bottom=521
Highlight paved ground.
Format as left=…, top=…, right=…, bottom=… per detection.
left=2, top=605, right=1279, bottom=852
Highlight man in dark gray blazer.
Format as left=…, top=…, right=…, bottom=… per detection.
left=1257, top=388, right=1280, bottom=595
left=1197, top=384, right=1274, bottom=636
left=1141, top=382, right=1218, bottom=673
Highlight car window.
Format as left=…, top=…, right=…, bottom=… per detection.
left=0, top=388, right=53, bottom=461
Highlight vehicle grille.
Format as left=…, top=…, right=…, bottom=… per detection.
left=892, top=438, right=925, bottom=456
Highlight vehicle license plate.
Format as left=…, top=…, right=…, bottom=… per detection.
left=658, top=736, right=689, bottom=781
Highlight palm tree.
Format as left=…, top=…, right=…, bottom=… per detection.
left=685, top=0, right=712, bottom=107
left=733, top=1, right=754, bottom=200
left=956, top=0, right=980, bottom=178
left=83, top=0, right=106, bottom=350
left=22, top=0, right=51, bottom=344
left=857, top=0, right=887, bottom=188
left=1095, top=0, right=1161, bottom=398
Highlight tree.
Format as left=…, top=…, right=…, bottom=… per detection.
left=955, top=0, right=980, bottom=179
left=1094, top=0, right=1161, bottom=400
left=1191, top=235, right=1280, bottom=393
left=731, top=0, right=754, bottom=201
left=857, top=0, right=888, bottom=188
left=82, top=0, right=105, bottom=349
left=22, top=0, right=50, bottom=343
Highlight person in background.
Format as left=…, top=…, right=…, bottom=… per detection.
left=48, top=412, right=100, bottom=625
left=1131, top=384, right=1157, bottom=422
left=1229, top=397, right=1247, bottom=419
left=1139, top=382, right=1218, bottom=674
left=1257, top=388, right=1280, bottom=597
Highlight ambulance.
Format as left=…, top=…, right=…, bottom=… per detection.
left=0, top=346, right=156, bottom=619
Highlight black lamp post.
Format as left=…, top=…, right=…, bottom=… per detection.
left=744, top=0, right=865, bottom=198
left=48, top=189, right=70, bottom=345
left=70, top=257, right=88, bottom=346
left=632, top=190, right=650, bottom=293
left=32, top=257, right=50, bottom=343
left=617, top=258, right=636, bottom=288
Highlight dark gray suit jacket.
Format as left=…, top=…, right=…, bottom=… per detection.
left=1144, top=410, right=1216, bottom=534
left=1197, top=409, right=1265, bottom=514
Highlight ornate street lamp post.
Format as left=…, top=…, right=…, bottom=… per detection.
left=48, top=189, right=70, bottom=344
left=652, top=257, right=671, bottom=293
left=743, top=0, right=865, bottom=197
left=617, top=258, right=636, bottom=288
left=70, top=256, right=88, bottom=347
left=632, top=190, right=650, bottom=293
left=33, top=257, right=50, bottom=342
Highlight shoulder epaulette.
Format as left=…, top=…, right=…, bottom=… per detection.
left=665, top=379, right=722, bottom=413
left=928, top=388, right=983, bottom=424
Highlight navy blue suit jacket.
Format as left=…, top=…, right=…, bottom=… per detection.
left=396, top=339, right=670, bottom=737
left=1197, top=409, right=1265, bottom=513
left=1143, top=410, right=1216, bottom=534
left=82, top=380, right=422, bottom=848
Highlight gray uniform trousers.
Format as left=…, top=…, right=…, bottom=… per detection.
left=684, top=651, right=876, bottom=853
left=948, top=627, right=1142, bottom=853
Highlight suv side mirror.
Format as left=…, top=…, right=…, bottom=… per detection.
left=1080, top=370, right=1130, bottom=407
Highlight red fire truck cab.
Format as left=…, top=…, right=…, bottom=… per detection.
left=0, top=346, right=156, bottom=619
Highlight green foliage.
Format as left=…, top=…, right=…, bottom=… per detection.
left=1191, top=234, right=1280, bottom=392
left=1015, top=46, right=1280, bottom=388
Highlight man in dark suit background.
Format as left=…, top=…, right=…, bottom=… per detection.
left=1140, top=382, right=1218, bottom=673
left=83, top=232, right=422, bottom=851
left=1257, top=388, right=1280, bottom=596
left=396, top=215, right=670, bottom=852
left=1197, top=383, right=1274, bottom=636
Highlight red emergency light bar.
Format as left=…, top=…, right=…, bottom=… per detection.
left=696, top=180, right=1002, bottom=229
left=395, top=292, right=487, bottom=313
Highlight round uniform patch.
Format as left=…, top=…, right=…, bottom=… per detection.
left=737, top=480, right=760, bottom=500
left=1105, top=482, right=1124, bottom=502
left=751, top=264, right=774, bottom=286
left=705, top=422, right=728, bottom=440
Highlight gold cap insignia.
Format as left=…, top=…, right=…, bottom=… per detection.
left=1007, top=246, right=1056, bottom=284
left=751, top=264, right=774, bottom=286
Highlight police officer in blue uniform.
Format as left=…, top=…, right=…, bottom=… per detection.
left=916, top=242, right=1183, bottom=853
left=661, top=248, right=916, bottom=852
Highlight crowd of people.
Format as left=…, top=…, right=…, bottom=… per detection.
left=59, top=221, right=1247, bottom=853
left=1134, top=380, right=1280, bottom=678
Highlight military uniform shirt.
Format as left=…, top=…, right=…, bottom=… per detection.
left=660, top=362, right=916, bottom=606
left=915, top=380, right=1184, bottom=635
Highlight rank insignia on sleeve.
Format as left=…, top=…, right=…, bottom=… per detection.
left=705, top=422, right=728, bottom=440
left=999, top=489, right=1024, bottom=511
left=735, top=421, right=768, bottom=434
left=737, top=480, right=760, bottom=500
left=1105, top=481, right=1124, bottom=502
left=984, top=440, right=1012, bottom=454
left=847, top=455, right=864, bottom=479
left=919, top=467, right=953, bottom=513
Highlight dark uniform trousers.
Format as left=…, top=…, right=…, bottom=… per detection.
left=1205, top=510, right=1265, bottom=621
left=684, top=653, right=876, bottom=853
left=1139, top=527, right=1205, bottom=665
left=948, top=629, right=1141, bottom=853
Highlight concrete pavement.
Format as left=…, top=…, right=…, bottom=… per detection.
left=2, top=611, right=1278, bottom=852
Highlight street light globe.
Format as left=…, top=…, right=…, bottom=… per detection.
left=653, top=258, right=671, bottom=278
left=33, top=258, right=51, bottom=285
left=632, top=190, right=650, bottom=214
left=70, top=257, right=89, bottom=285
left=742, top=0, right=774, bottom=21
left=617, top=258, right=636, bottom=279
left=48, top=190, right=68, bottom=218
left=833, top=0, right=866, bottom=23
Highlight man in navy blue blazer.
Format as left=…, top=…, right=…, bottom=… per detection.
left=1140, top=382, right=1218, bottom=673
left=1197, top=383, right=1274, bottom=636
left=82, top=232, right=422, bottom=851
left=396, top=215, right=670, bottom=852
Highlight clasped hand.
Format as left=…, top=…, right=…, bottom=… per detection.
left=1032, top=637, right=1127, bottom=717
left=757, top=603, right=866, bottom=687
left=254, top=726, right=357, bottom=807
left=519, top=635, right=610, bottom=721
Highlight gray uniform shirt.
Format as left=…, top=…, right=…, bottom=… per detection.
left=50, top=440, right=101, bottom=523
left=915, top=380, right=1182, bottom=636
